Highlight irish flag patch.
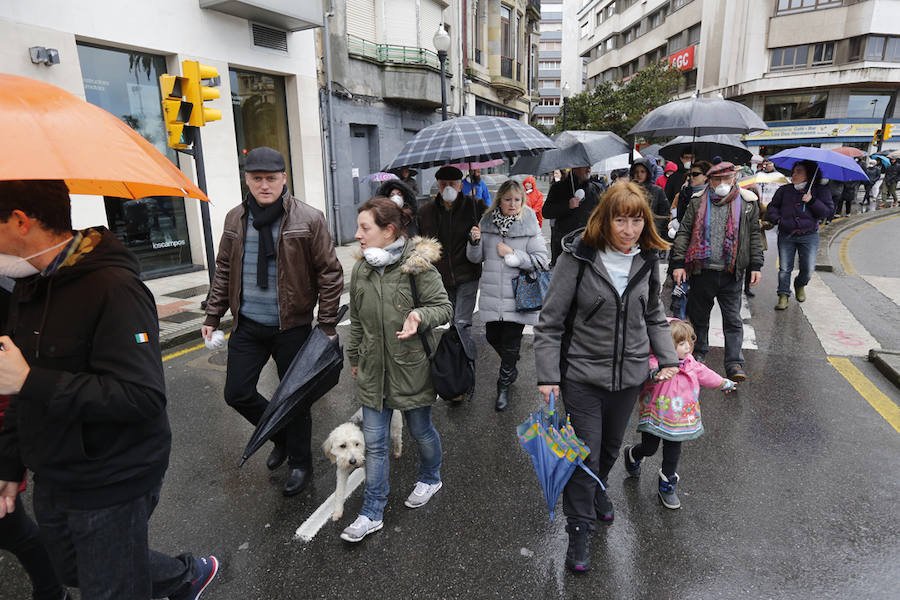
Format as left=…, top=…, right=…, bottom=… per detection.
left=135, top=332, right=150, bottom=344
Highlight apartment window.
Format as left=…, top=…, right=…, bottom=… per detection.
left=618, top=0, right=637, bottom=11
left=596, top=10, right=604, bottom=26
left=605, top=37, right=615, bottom=52
left=687, top=24, right=701, bottom=46
left=623, top=28, right=635, bottom=44
left=770, top=42, right=834, bottom=70
left=763, top=92, right=828, bottom=121
left=602, top=67, right=618, bottom=81
left=474, top=0, right=485, bottom=64
left=540, top=79, right=561, bottom=88
left=848, top=93, right=894, bottom=118
left=581, top=20, right=590, bottom=37
left=540, top=61, right=561, bottom=69
left=501, top=5, right=512, bottom=59
left=671, top=0, right=694, bottom=10
left=606, top=4, right=615, bottom=18
left=775, top=0, right=842, bottom=16
left=668, top=32, right=685, bottom=53
left=851, top=35, right=900, bottom=62
left=541, top=41, right=562, bottom=51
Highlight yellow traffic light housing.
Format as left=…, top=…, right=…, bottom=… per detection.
left=159, top=74, right=193, bottom=150
left=873, top=128, right=883, bottom=146
left=182, top=60, right=222, bottom=127
left=885, top=124, right=894, bottom=140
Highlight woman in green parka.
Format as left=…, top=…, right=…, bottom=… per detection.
left=340, top=197, right=453, bottom=543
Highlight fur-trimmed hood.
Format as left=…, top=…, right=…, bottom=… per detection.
left=400, top=236, right=442, bottom=274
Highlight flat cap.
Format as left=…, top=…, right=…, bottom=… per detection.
left=244, top=147, right=286, bottom=173
left=706, top=161, right=736, bottom=177
left=434, top=165, right=464, bottom=181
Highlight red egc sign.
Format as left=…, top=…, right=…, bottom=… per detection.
left=668, top=45, right=695, bottom=71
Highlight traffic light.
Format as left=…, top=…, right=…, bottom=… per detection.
left=182, top=60, right=222, bottom=127
left=159, top=74, right=193, bottom=149
left=885, top=124, right=894, bottom=140
left=873, top=128, right=883, bottom=146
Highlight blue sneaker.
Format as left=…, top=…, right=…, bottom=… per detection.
left=185, top=556, right=219, bottom=599
left=623, top=445, right=641, bottom=477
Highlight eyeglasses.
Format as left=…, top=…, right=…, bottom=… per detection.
left=690, top=172, right=704, bottom=177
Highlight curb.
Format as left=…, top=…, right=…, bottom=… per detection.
left=815, top=207, right=900, bottom=272
left=868, top=349, right=900, bottom=391
left=160, top=316, right=232, bottom=351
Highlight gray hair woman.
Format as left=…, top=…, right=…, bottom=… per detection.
left=467, top=179, right=549, bottom=411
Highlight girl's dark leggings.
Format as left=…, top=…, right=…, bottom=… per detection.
left=632, top=432, right=682, bottom=477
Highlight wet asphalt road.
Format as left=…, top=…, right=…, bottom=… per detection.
left=2, top=225, right=900, bottom=599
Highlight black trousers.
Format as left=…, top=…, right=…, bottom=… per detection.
left=561, top=379, right=642, bottom=525
left=686, top=269, right=744, bottom=369
left=631, top=431, right=683, bottom=477
left=485, top=321, right=524, bottom=384
left=0, top=494, right=66, bottom=600
left=225, top=316, right=313, bottom=468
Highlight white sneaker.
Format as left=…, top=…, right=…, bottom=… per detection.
left=404, top=481, right=443, bottom=508
left=340, top=515, right=383, bottom=542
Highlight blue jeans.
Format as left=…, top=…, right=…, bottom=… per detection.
left=361, top=404, right=442, bottom=521
left=777, top=232, right=819, bottom=297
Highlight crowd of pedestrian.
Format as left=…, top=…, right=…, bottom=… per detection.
left=2, top=139, right=898, bottom=597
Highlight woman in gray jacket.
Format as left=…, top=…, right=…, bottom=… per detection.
left=468, top=179, right=548, bottom=412
left=534, top=182, right=678, bottom=573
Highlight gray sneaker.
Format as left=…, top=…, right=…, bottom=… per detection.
left=404, top=481, right=443, bottom=508
left=340, top=514, right=383, bottom=542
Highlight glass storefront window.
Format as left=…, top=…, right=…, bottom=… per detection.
left=230, top=69, right=292, bottom=199
left=848, top=93, right=893, bottom=118
left=763, top=92, right=828, bottom=121
left=76, top=43, right=193, bottom=278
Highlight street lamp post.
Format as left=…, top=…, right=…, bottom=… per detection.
left=561, top=82, right=571, bottom=131
left=433, top=25, right=451, bottom=121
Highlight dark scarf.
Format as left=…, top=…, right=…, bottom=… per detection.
left=685, top=185, right=741, bottom=273
left=246, top=187, right=286, bottom=288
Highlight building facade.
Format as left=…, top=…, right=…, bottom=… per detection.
left=1, top=0, right=326, bottom=278
left=534, top=0, right=584, bottom=128
left=578, top=0, right=900, bottom=154
left=318, top=0, right=461, bottom=243
left=463, top=0, right=541, bottom=121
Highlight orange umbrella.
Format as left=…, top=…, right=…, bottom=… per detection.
left=832, top=146, right=865, bottom=158
left=0, top=73, right=209, bottom=201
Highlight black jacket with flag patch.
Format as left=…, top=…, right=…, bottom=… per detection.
left=0, top=227, right=171, bottom=509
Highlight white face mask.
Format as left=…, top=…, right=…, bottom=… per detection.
left=683, top=160, right=692, bottom=169
left=714, top=183, right=732, bottom=197
left=793, top=182, right=807, bottom=191
left=389, top=193, right=404, bottom=208
left=525, top=185, right=533, bottom=192
left=363, top=247, right=392, bottom=267
left=441, top=186, right=458, bottom=203
left=820, top=178, right=830, bottom=184
left=0, top=237, right=73, bottom=279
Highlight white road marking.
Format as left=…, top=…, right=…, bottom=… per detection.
left=294, top=467, right=365, bottom=542
left=799, top=272, right=880, bottom=357
left=861, top=275, right=900, bottom=308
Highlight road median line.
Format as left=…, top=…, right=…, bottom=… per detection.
left=828, top=356, right=900, bottom=434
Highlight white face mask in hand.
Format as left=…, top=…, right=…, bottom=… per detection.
left=441, top=186, right=458, bottom=203
left=0, top=237, right=73, bottom=278
left=363, top=247, right=392, bottom=267
left=389, top=193, right=404, bottom=208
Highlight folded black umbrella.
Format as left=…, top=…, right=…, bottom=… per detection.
left=239, top=305, right=348, bottom=467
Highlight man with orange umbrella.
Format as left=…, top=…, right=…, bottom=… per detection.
left=0, top=180, right=218, bottom=600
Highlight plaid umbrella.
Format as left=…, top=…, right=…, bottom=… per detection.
left=385, top=116, right=556, bottom=170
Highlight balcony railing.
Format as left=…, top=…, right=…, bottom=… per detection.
left=501, top=57, right=513, bottom=79
left=347, top=34, right=449, bottom=73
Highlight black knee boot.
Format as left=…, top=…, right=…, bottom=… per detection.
left=495, top=344, right=519, bottom=412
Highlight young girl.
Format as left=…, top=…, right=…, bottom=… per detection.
left=622, top=319, right=736, bottom=509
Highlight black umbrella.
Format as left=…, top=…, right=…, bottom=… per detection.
left=660, top=134, right=752, bottom=165
left=509, top=130, right=630, bottom=176
left=239, top=305, right=349, bottom=467
left=627, top=97, right=768, bottom=138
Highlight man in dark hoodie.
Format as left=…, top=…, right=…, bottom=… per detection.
left=630, top=158, right=671, bottom=243
left=0, top=180, right=217, bottom=600
left=543, top=166, right=603, bottom=265
left=664, top=150, right=695, bottom=204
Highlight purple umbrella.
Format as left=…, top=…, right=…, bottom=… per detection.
left=768, top=147, right=868, bottom=182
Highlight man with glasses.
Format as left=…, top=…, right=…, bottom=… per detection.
left=669, top=162, right=764, bottom=382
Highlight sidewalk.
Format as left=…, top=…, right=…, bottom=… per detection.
left=148, top=243, right=359, bottom=350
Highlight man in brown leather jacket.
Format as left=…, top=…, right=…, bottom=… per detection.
left=201, top=147, right=343, bottom=496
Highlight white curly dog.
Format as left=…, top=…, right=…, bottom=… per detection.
left=322, top=408, right=403, bottom=521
